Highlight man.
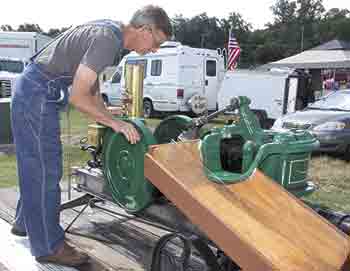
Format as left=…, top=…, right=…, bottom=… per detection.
left=11, top=5, right=171, bottom=267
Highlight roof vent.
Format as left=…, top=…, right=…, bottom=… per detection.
left=160, top=41, right=182, bottom=48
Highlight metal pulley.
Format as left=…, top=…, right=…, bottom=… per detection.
left=102, top=118, right=157, bottom=213
left=153, top=115, right=193, bottom=144
left=102, top=63, right=159, bottom=213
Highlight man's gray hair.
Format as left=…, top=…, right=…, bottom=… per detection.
left=130, top=5, right=172, bottom=38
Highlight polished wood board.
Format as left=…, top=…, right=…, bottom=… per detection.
left=144, top=141, right=350, bottom=271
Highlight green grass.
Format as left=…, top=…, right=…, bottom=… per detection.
left=2, top=109, right=350, bottom=214
left=0, top=109, right=92, bottom=188
left=60, top=107, right=90, bottom=142
left=0, top=154, right=18, bottom=187
left=303, top=155, right=350, bottom=212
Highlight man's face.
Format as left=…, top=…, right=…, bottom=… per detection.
left=134, top=25, right=168, bottom=55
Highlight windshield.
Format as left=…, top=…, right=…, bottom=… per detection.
left=308, top=91, right=350, bottom=111
left=0, top=60, right=24, bottom=73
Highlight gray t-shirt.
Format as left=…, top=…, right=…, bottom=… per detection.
left=35, top=22, right=123, bottom=77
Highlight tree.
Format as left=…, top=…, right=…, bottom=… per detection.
left=172, top=13, right=226, bottom=49
left=296, top=0, right=325, bottom=22
left=324, top=8, right=350, bottom=19
left=172, top=15, right=188, bottom=42
left=320, top=8, right=350, bottom=42
left=271, top=0, right=297, bottom=24
left=255, top=42, right=286, bottom=64
left=268, top=0, right=300, bottom=55
left=17, top=23, right=43, bottom=33
left=46, top=27, right=70, bottom=38
left=0, top=25, right=14, bottom=31
left=296, top=0, right=325, bottom=49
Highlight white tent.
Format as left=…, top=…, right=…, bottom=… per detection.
left=264, top=40, right=350, bottom=69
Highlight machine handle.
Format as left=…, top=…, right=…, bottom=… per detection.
left=193, top=97, right=239, bottom=127
left=178, top=97, right=240, bottom=141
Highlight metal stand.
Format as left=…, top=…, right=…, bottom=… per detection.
left=61, top=194, right=103, bottom=232
left=60, top=189, right=175, bottom=234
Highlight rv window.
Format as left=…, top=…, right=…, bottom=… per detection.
left=125, top=59, right=147, bottom=78
left=206, top=60, right=216, bottom=77
left=111, top=71, right=121, bottom=83
left=151, top=60, right=162, bottom=76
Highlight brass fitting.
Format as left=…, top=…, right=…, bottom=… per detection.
left=122, top=64, right=144, bottom=118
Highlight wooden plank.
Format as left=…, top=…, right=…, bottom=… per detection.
left=144, top=141, right=350, bottom=271
left=0, top=218, right=77, bottom=271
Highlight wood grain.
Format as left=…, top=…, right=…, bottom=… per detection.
left=144, top=141, right=350, bottom=271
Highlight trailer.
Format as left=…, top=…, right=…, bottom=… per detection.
left=0, top=32, right=52, bottom=98
left=218, top=68, right=314, bottom=127
left=0, top=31, right=52, bottom=61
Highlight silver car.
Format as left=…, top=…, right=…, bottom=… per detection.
left=272, top=90, right=350, bottom=160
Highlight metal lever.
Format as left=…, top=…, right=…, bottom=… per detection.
left=192, top=97, right=239, bottom=128
left=178, top=97, right=240, bottom=140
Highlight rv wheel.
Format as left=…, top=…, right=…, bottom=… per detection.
left=143, top=99, right=154, bottom=118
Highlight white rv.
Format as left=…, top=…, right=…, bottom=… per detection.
left=0, top=31, right=52, bottom=60
left=101, top=41, right=226, bottom=117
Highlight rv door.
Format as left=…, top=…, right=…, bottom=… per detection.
left=283, top=76, right=299, bottom=114
left=204, top=58, right=219, bottom=111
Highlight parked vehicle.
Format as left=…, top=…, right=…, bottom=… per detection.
left=0, top=32, right=52, bottom=98
left=101, top=66, right=122, bottom=106
left=101, top=42, right=313, bottom=121
left=0, top=57, right=25, bottom=97
left=272, top=90, right=350, bottom=159
left=218, top=70, right=306, bottom=126
left=101, top=41, right=226, bottom=117
left=0, top=31, right=52, bottom=60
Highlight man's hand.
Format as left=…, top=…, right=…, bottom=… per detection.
left=111, top=120, right=140, bottom=144
left=69, top=64, right=140, bottom=144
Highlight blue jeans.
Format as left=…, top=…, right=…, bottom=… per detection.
left=11, top=63, right=71, bottom=257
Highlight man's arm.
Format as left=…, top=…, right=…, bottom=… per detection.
left=69, top=64, right=140, bottom=144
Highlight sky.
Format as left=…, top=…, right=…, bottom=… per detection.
left=0, top=0, right=349, bottom=31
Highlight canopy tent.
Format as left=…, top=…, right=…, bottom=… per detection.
left=264, top=40, right=350, bottom=69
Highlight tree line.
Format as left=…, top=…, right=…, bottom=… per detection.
left=1, top=0, right=349, bottom=68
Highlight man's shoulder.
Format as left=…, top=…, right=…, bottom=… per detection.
left=80, top=20, right=123, bottom=43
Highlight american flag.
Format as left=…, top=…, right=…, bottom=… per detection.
left=227, top=29, right=241, bottom=70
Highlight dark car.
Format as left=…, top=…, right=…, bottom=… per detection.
left=272, top=90, right=350, bottom=159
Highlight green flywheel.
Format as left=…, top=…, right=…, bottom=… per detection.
left=102, top=118, right=157, bottom=213
left=153, top=115, right=193, bottom=144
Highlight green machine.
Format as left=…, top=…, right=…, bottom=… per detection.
left=68, top=64, right=349, bottom=271
left=100, top=96, right=318, bottom=213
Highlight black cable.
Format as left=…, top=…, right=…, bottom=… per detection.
left=150, top=233, right=192, bottom=271
left=150, top=233, right=224, bottom=271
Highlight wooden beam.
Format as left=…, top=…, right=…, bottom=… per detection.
left=144, top=141, right=350, bottom=271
